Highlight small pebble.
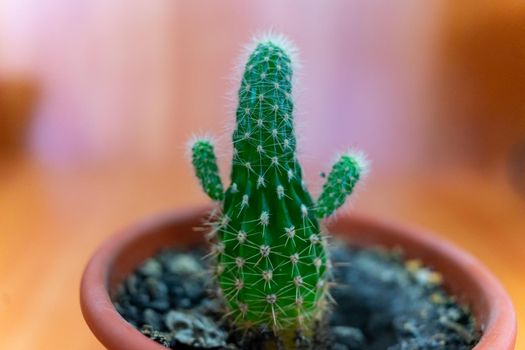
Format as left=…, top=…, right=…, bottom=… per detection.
left=405, top=259, right=422, bottom=272
left=399, top=320, right=419, bottom=337
left=143, top=308, right=163, bottom=330
left=166, top=255, right=202, bottom=275
left=144, top=277, right=169, bottom=299
left=130, top=292, right=150, bottom=308
left=177, top=298, right=192, bottom=309
left=125, top=274, right=140, bottom=294
left=165, top=310, right=227, bottom=348
left=138, top=259, right=163, bottom=277
left=446, top=307, right=462, bottom=321
left=148, top=299, right=170, bottom=312
left=331, top=326, right=365, bottom=350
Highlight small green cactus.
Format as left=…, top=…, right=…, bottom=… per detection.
left=190, top=34, right=367, bottom=338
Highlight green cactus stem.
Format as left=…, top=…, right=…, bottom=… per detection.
left=190, top=34, right=367, bottom=336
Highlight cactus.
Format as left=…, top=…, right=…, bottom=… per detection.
left=190, top=34, right=367, bottom=338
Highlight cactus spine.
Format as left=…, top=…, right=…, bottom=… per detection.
left=191, top=34, right=367, bottom=335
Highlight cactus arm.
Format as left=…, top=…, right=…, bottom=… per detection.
left=191, top=138, right=224, bottom=201
left=315, top=152, right=367, bottom=219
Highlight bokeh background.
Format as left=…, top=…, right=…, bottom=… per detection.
left=1, top=1, right=524, bottom=349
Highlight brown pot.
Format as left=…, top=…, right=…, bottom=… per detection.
left=80, top=206, right=516, bottom=350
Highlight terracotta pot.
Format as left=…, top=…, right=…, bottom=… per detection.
left=80, top=206, right=516, bottom=350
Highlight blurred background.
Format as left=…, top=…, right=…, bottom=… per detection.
left=0, top=1, right=524, bottom=349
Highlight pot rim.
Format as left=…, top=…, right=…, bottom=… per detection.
left=80, top=206, right=516, bottom=350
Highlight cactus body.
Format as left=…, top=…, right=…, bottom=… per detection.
left=191, top=35, right=366, bottom=334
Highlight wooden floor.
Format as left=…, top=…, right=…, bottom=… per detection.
left=0, top=156, right=523, bottom=349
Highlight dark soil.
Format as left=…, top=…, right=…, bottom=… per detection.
left=113, top=244, right=479, bottom=349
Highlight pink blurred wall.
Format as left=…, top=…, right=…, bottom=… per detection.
left=0, top=1, right=444, bottom=174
